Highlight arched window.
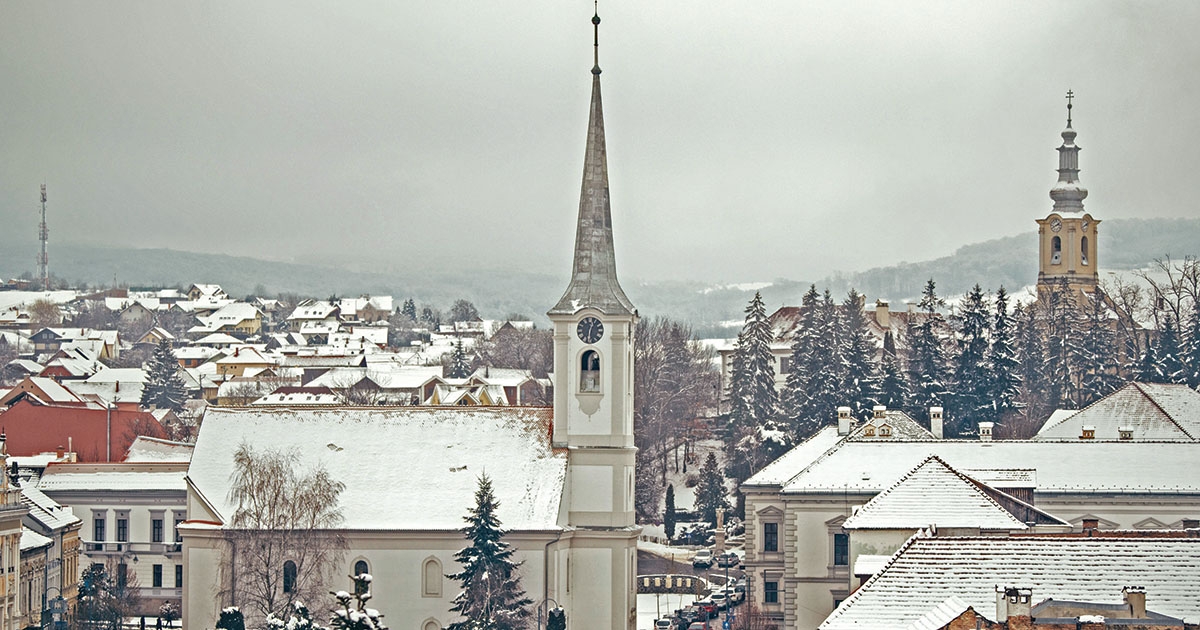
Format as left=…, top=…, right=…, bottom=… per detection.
left=422, top=557, right=442, bottom=597
left=283, top=560, right=297, bottom=593
left=863, top=426, right=875, bottom=437
left=580, top=350, right=600, bottom=393
left=1051, top=236, right=1062, bottom=264
left=1081, top=235, right=1089, bottom=265
left=879, top=425, right=892, bottom=437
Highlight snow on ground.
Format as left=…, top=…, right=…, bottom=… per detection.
left=0, top=290, right=78, bottom=310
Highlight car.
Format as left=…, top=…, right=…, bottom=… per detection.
left=694, top=600, right=718, bottom=619
left=731, top=583, right=747, bottom=604
left=677, top=607, right=705, bottom=624
left=654, top=619, right=674, bottom=630
left=687, top=623, right=709, bottom=630
left=691, top=549, right=714, bottom=568
left=715, top=552, right=739, bottom=568
left=710, top=590, right=729, bottom=610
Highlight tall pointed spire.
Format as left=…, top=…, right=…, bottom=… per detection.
left=1050, top=89, right=1088, bottom=213
left=550, top=5, right=635, bottom=317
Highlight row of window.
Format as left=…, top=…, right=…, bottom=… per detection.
left=93, top=515, right=183, bottom=544
left=1049, top=235, right=1089, bottom=265
left=761, top=522, right=847, bottom=565
left=92, top=562, right=183, bottom=588
left=283, top=558, right=444, bottom=597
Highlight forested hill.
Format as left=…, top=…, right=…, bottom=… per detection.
left=1, top=217, right=1196, bottom=335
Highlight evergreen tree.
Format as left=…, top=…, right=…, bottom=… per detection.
left=781, top=286, right=842, bottom=440
left=1186, top=300, right=1200, bottom=388
left=216, top=608, right=246, bottom=630
left=1155, top=315, right=1187, bottom=384
left=948, top=284, right=991, bottom=437
left=725, top=292, right=783, bottom=484
left=1041, top=280, right=1081, bottom=408
left=875, top=331, right=910, bottom=410
left=1075, top=289, right=1121, bottom=405
left=780, top=286, right=821, bottom=427
left=330, top=575, right=386, bottom=630
left=664, top=484, right=676, bottom=539
left=839, top=289, right=879, bottom=417
left=1014, top=302, right=1049, bottom=421
left=906, top=279, right=950, bottom=421
left=447, top=339, right=472, bottom=379
left=401, top=299, right=417, bottom=321
left=447, top=475, right=532, bottom=630
left=695, top=452, right=729, bottom=528
left=140, top=339, right=188, bottom=411
left=987, top=287, right=1021, bottom=416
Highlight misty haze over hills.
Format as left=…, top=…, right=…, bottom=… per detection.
left=2, top=217, right=1197, bottom=336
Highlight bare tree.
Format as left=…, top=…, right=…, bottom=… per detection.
left=223, top=443, right=346, bottom=627
left=28, top=298, right=63, bottom=328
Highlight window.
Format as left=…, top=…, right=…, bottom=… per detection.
left=1051, top=236, right=1062, bottom=264
left=764, top=581, right=779, bottom=604
left=878, top=424, right=891, bottom=437
left=153, top=565, right=163, bottom=588
left=354, top=560, right=369, bottom=577
left=152, top=519, right=164, bottom=543
left=580, top=350, right=600, bottom=392
left=763, top=522, right=778, bottom=552
left=283, top=560, right=297, bottom=593
left=175, top=565, right=183, bottom=588
left=834, top=533, right=849, bottom=566
left=422, top=557, right=443, bottom=597
left=1081, top=235, right=1089, bottom=265
left=863, top=425, right=875, bottom=437
left=175, top=517, right=184, bottom=543
left=116, top=518, right=128, bottom=543
left=779, top=357, right=791, bottom=374
left=353, top=560, right=370, bottom=594
left=94, top=518, right=106, bottom=542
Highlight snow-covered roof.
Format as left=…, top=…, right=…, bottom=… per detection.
left=125, top=436, right=194, bottom=463
left=852, top=554, right=893, bottom=577
left=85, top=368, right=148, bottom=384
left=743, top=426, right=843, bottom=487
left=193, top=333, right=242, bottom=346
left=289, top=300, right=339, bottom=321
left=849, top=410, right=934, bottom=441
left=251, top=391, right=341, bottom=406
left=775, top=439, right=1200, bottom=494
left=188, top=407, right=564, bottom=530
left=820, top=533, right=1200, bottom=628
left=20, top=485, right=79, bottom=531
left=841, top=456, right=1027, bottom=531
left=20, top=528, right=53, bottom=551
left=1036, top=382, right=1200, bottom=441
left=38, top=463, right=189, bottom=492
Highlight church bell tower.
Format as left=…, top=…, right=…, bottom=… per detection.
left=546, top=7, right=638, bottom=629
left=1037, top=90, right=1100, bottom=297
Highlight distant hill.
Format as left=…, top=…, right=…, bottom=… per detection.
left=2, top=217, right=1197, bottom=336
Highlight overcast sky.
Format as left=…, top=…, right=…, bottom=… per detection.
left=2, top=2, right=1199, bottom=284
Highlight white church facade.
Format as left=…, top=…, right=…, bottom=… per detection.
left=180, top=9, right=638, bottom=630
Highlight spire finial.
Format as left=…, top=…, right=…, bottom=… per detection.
left=1065, top=89, right=1074, bottom=127
left=591, top=2, right=601, bottom=75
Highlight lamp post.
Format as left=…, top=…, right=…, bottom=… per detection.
left=538, top=598, right=564, bottom=630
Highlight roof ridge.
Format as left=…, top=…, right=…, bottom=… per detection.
left=1136, top=381, right=1198, bottom=440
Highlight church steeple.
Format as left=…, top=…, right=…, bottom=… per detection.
left=549, top=5, right=635, bottom=317
left=1050, top=89, right=1088, bottom=213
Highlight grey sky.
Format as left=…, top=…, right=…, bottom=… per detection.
left=2, top=2, right=1198, bottom=284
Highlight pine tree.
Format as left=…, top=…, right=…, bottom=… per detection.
left=948, top=284, right=991, bottom=437
left=839, top=289, right=879, bottom=418
left=664, top=484, right=676, bottom=539
left=140, top=339, right=187, bottom=411
left=780, top=286, right=820, bottom=427
left=401, top=299, right=417, bottom=321
left=447, top=475, right=532, bottom=630
left=1155, top=315, right=1187, bottom=384
left=987, top=287, right=1021, bottom=417
left=695, top=452, right=729, bottom=528
left=875, top=331, right=910, bottom=410
left=1041, top=280, right=1081, bottom=408
left=447, top=339, right=472, bottom=379
left=906, top=279, right=950, bottom=422
left=1186, top=300, right=1200, bottom=388
left=1075, top=289, right=1121, bottom=405
left=1014, top=302, right=1049, bottom=421
left=726, top=292, right=783, bottom=483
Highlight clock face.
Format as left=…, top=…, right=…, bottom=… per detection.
left=1050, top=218, right=1062, bottom=233
left=576, top=317, right=604, bottom=344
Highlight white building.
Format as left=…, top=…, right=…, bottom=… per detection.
left=182, top=9, right=638, bottom=630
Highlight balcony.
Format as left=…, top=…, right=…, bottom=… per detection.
left=82, top=541, right=182, bottom=556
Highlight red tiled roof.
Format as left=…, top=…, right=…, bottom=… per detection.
left=0, top=398, right=166, bottom=463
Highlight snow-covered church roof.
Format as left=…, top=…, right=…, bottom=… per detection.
left=1036, top=382, right=1200, bottom=441
left=187, top=407, right=565, bottom=531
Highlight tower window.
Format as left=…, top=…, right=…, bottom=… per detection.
left=1081, top=235, right=1089, bottom=265
left=1051, top=236, right=1062, bottom=264
left=580, top=350, right=600, bottom=392
left=283, top=560, right=297, bottom=593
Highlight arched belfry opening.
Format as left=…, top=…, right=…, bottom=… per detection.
left=1081, top=235, right=1089, bottom=265
left=1051, top=236, right=1062, bottom=264
left=580, top=350, right=600, bottom=392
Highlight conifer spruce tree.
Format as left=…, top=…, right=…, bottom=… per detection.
left=401, top=299, right=417, bottom=321
left=1075, top=289, right=1121, bottom=405
left=795, top=290, right=843, bottom=436
left=1014, top=302, right=1049, bottom=421
left=987, top=287, right=1022, bottom=417
left=948, top=285, right=991, bottom=437
left=726, top=292, right=783, bottom=484
left=448, top=339, right=472, bottom=379
left=447, top=474, right=532, bottom=630
left=780, top=286, right=820, bottom=429
left=875, top=331, right=910, bottom=411
left=1041, top=280, right=1081, bottom=408
left=906, top=279, right=950, bottom=422
left=140, top=339, right=188, bottom=411
left=1155, top=315, right=1187, bottom=384
left=839, top=289, right=879, bottom=418
left=695, top=452, right=730, bottom=528
left=664, top=484, right=676, bottom=539
left=1186, top=300, right=1200, bottom=388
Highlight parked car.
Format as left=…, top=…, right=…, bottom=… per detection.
left=677, top=606, right=705, bottom=624
left=715, top=552, right=739, bottom=568
left=710, top=590, right=729, bottom=610
left=655, top=619, right=674, bottom=630
left=732, top=583, right=747, bottom=604
left=691, top=549, right=714, bottom=568
left=694, top=600, right=718, bottom=619
left=687, top=623, right=709, bottom=630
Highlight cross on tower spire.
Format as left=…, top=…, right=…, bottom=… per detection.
left=1066, top=89, right=1074, bottom=127
left=592, top=1, right=601, bottom=75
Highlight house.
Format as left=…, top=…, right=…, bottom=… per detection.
left=0, top=396, right=166, bottom=463
left=30, top=328, right=119, bottom=361
left=213, top=346, right=274, bottom=379
left=135, top=327, right=177, bottom=349
left=188, top=302, right=263, bottom=337
left=18, top=528, right=54, bottom=629
left=38, top=461, right=188, bottom=617
left=186, top=284, right=226, bottom=302
left=183, top=19, right=638, bottom=629
left=741, top=401, right=1200, bottom=629
left=1, top=437, right=30, bottom=630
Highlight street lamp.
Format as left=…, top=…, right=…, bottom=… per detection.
left=538, top=598, right=564, bottom=630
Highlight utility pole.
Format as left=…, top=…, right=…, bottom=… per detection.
left=38, top=184, right=50, bottom=290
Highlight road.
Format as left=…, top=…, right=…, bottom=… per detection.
left=637, top=550, right=744, bottom=586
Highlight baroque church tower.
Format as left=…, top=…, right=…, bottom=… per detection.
left=1037, top=91, right=1100, bottom=297
left=546, top=7, right=639, bottom=629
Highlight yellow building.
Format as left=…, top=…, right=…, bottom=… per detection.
left=0, top=437, right=30, bottom=630
left=1037, top=91, right=1100, bottom=299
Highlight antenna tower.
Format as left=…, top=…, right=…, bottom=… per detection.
left=38, top=184, right=49, bottom=290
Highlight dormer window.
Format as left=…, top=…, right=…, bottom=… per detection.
left=580, top=350, right=600, bottom=393
left=1119, top=427, right=1133, bottom=440
left=1051, top=236, right=1062, bottom=264
left=878, top=424, right=891, bottom=437
left=1081, top=426, right=1095, bottom=440
left=863, top=426, right=876, bottom=437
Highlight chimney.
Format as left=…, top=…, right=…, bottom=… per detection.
left=978, top=422, right=993, bottom=442
left=995, top=586, right=1032, bottom=625
left=837, top=406, right=852, bottom=436
left=1123, top=586, right=1146, bottom=619
left=56, top=445, right=64, bottom=459
left=873, top=405, right=886, bottom=420
left=929, top=407, right=943, bottom=439
left=874, top=300, right=890, bottom=328
left=1081, top=518, right=1099, bottom=533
